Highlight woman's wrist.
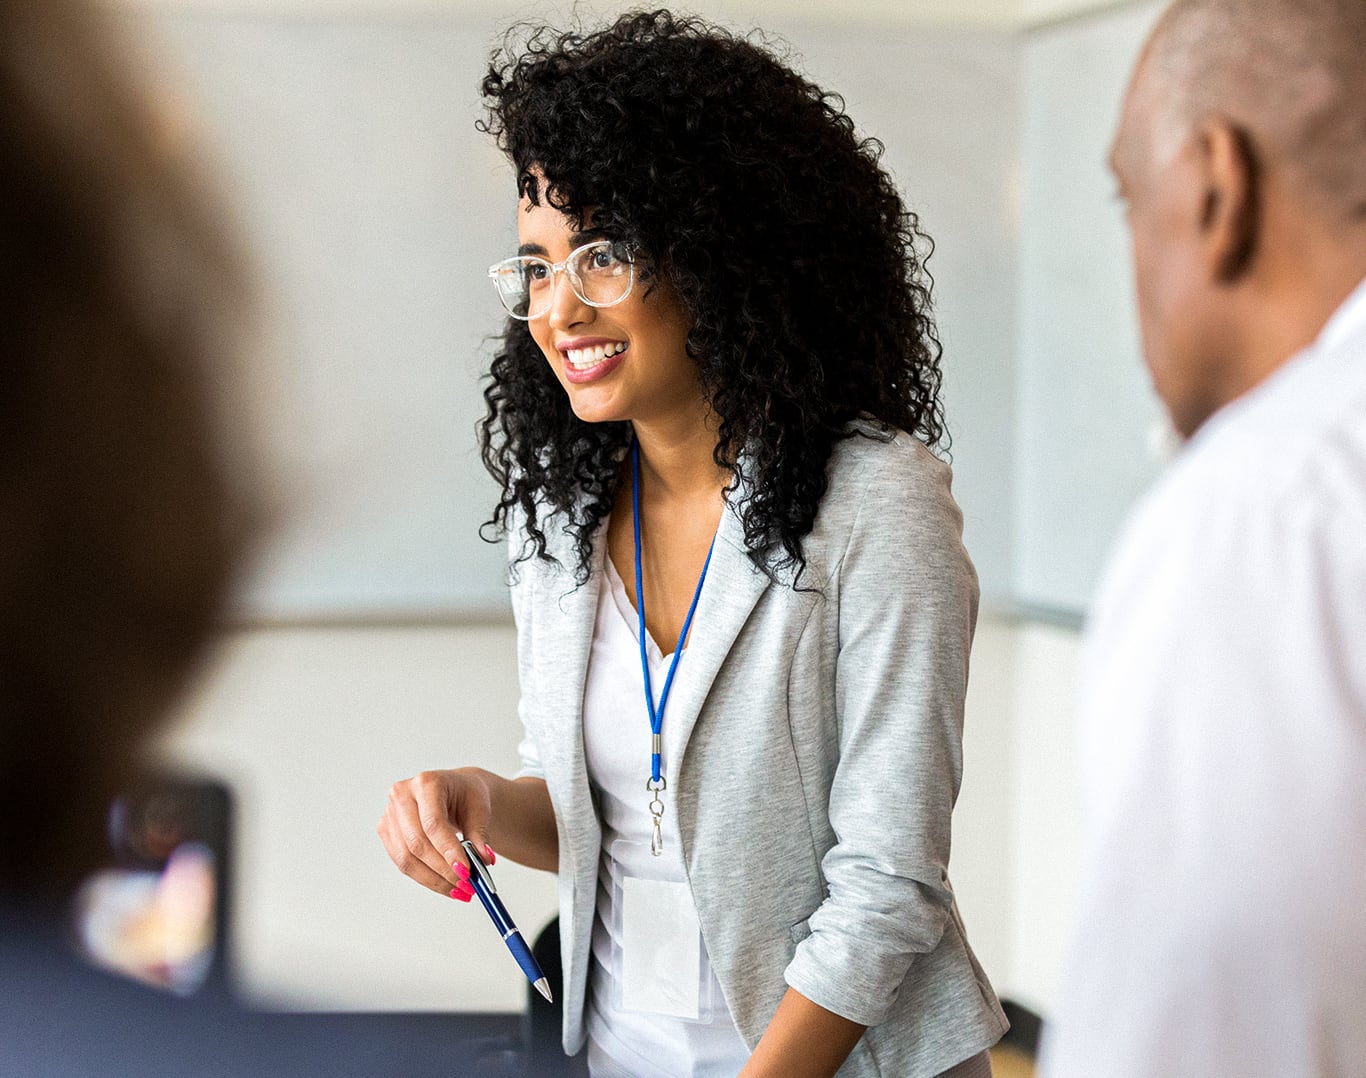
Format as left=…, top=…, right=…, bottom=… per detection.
left=482, top=772, right=558, bottom=872
left=739, top=987, right=866, bottom=1078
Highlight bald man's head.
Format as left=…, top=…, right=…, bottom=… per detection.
left=1146, top=0, right=1366, bottom=222
left=1110, top=0, right=1366, bottom=439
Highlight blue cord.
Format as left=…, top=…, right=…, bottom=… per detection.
left=631, top=437, right=717, bottom=784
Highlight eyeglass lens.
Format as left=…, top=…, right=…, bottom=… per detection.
left=490, top=241, right=633, bottom=319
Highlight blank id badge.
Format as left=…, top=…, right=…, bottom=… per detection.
left=609, top=839, right=718, bottom=1023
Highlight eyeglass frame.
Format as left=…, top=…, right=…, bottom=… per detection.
left=486, top=238, right=637, bottom=321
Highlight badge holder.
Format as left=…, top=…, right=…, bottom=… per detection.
left=607, top=838, right=719, bottom=1024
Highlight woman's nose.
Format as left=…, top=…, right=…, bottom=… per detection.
left=546, top=269, right=592, bottom=330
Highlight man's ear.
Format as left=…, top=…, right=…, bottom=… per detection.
left=1198, top=119, right=1261, bottom=283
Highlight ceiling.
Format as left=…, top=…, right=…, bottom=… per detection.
left=108, top=0, right=1137, bottom=30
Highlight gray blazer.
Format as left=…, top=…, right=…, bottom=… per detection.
left=510, top=427, right=1007, bottom=1077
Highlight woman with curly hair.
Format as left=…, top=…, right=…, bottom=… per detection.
left=379, top=11, right=1005, bottom=1077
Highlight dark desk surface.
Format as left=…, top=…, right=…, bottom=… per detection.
left=2, top=907, right=587, bottom=1078
left=254, top=1011, right=587, bottom=1076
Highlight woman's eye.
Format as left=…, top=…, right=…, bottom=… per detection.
left=587, top=245, right=629, bottom=274
left=526, top=262, right=550, bottom=282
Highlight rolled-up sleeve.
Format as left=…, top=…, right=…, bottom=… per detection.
left=784, top=442, right=978, bottom=1026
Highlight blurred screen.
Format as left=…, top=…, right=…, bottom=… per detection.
left=74, top=780, right=230, bottom=995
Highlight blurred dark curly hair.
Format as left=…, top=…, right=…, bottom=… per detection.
left=478, top=9, right=946, bottom=582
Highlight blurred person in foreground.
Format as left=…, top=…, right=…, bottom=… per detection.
left=0, top=0, right=257, bottom=1068
left=1041, top=1, right=1366, bottom=1075
left=0, top=2, right=518, bottom=1073
left=0, top=0, right=251, bottom=920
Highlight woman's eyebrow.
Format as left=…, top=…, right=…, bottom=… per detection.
left=516, top=231, right=607, bottom=258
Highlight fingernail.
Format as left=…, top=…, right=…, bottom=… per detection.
left=484, top=844, right=496, bottom=866
left=454, top=862, right=470, bottom=881
left=450, top=885, right=473, bottom=902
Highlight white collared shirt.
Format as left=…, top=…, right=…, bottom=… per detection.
left=1042, top=277, right=1366, bottom=1078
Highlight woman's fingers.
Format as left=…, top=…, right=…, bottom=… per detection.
left=378, top=769, right=504, bottom=899
left=379, top=772, right=468, bottom=895
left=414, top=769, right=487, bottom=877
left=376, top=812, right=453, bottom=896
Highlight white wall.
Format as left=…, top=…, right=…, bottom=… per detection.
left=1018, top=0, right=1139, bottom=25
left=950, top=619, right=1020, bottom=1002
left=1001, top=622, right=1084, bottom=1014
left=943, top=617, right=1085, bottom=1018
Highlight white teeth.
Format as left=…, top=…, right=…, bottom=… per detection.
left=565, top=342, right=627, bottom=369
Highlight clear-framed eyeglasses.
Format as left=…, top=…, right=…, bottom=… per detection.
left=487, top=239, right=635, bottom=321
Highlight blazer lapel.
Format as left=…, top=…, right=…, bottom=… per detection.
left=662, top=497, right=771, bottom=773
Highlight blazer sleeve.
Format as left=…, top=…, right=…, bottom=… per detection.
left=507, top=523, right=546, bottom=782
left=784, top=438, right=979, bottom=1027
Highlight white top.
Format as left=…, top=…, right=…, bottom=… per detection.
left=581, top=558, right=751, bottom=1077
left=1041, top=277, right=1366, bottom=1077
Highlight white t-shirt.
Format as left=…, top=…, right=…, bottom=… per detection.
left=1041, top=277, right=1366, bottom=1077
left=581, top=557, right=751, bottom=1078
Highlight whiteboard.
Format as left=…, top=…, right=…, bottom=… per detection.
left=1015, top=0, right=1167, bottom=614
left=143, top=12, right=518, bottom=620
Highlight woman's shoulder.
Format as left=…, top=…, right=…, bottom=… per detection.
left=788, top=421, right=965, bottom=586
left=824, top=420, right=955, bottom=508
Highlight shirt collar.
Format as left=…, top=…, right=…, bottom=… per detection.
left=1183, top=272, right=1366, bottom=456
left=1316, top=272, right=1366, bottom=356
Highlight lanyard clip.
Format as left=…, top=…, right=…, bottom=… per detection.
left=646, top=776, right=667, bottom=857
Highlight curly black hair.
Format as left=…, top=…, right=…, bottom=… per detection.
left=477, top=9, right=946, bottom=582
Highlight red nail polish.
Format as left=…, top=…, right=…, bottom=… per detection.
left=450, top=885, right=472, bottom=902
left=484, top=844, right=496, bottom=866
left=454, top=862, right=470, bottom=880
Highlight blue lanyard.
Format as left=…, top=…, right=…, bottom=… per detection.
left=630, top=437, right=716, bottom=852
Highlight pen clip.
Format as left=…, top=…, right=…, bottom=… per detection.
left=459, top=838, right=498, bottom=895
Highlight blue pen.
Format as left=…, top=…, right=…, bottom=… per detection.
left=459, top=838, right=553, bottom=1003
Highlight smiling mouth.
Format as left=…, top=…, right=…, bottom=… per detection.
left=564, top=341, right=628, bottom=370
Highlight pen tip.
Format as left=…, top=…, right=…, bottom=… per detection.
left=534, top=978, right=554, bottom=1003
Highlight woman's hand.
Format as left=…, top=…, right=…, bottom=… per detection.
left=377, top=769, right=558, bottom=901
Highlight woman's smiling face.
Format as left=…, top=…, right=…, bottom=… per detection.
left=516, top=191, right=701, bottom=428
